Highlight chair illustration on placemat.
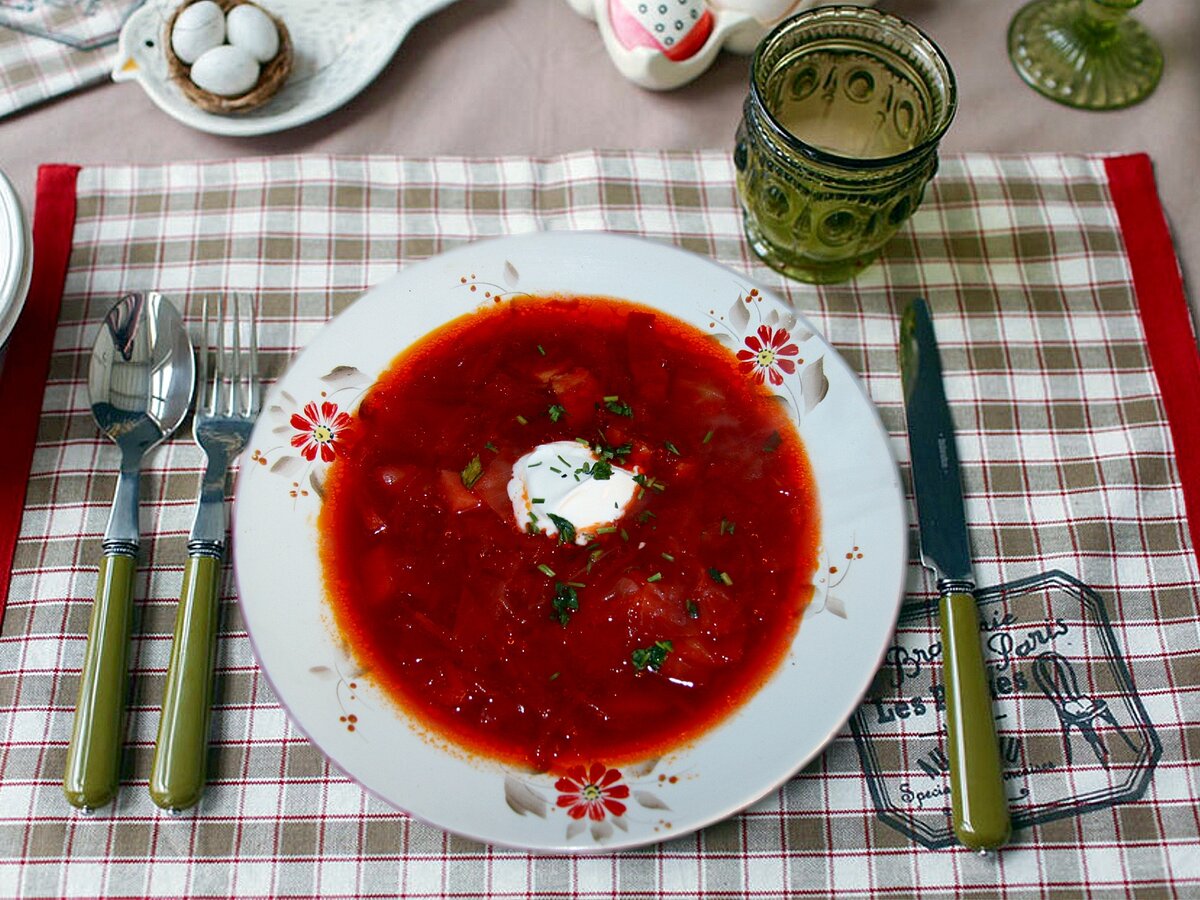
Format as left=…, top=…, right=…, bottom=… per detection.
left=1032, top=650, right=1139, bottom=769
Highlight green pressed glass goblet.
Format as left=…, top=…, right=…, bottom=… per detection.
left=1008, top=0, right=1163, bottom=110
left=734, top=7, right=957, bottom=285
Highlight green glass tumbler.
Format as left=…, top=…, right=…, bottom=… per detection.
left=734, top=7, right=957, bottom=284
left=1008, top=0, right=1162, bottom=110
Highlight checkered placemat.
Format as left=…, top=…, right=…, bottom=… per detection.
left=0, top=1, right=140, bottom=119
left=1, top=151, right=1199, bottom=897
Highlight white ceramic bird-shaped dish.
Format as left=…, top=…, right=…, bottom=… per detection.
left=565, top=0, right=874, bottom=90
left=114, top=0, right=459, bottom=136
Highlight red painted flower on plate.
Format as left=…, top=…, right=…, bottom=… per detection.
left=290, top=400, right=352, bottom=462
left=555, top=763, right=630, bottom=821
left=736, top=325, right=800, bottom=386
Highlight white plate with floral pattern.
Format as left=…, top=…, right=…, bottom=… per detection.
left=232, top=231, right=906, bottom=851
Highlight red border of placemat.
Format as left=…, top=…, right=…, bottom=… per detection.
left=0, top=164, right=79, bottom=626
left=1105, top=153, right=1200, bottom=568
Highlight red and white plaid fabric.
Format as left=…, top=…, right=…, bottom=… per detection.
left=0, top=151, right=1198, bottom=897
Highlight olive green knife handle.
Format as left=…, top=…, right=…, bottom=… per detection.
left=940, top=588, right=1012, bottom=851
left=150, top=553, right=223, bottom=812
left=63, top=551, right=137, bottom=810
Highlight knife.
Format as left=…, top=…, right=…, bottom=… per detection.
left=899, top=297, right=1011, bottom=852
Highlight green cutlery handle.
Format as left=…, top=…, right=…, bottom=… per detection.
left=150, top=553, right=223, bottom=812
left=940, top=588, right=1012, bottom=851
left=63, top=551, right=137, bottom=810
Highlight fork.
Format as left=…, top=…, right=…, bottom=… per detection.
left=149, top=294, right=259, bottom=812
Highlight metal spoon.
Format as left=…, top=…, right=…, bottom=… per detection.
left=63, top=292, right=194, bottom=811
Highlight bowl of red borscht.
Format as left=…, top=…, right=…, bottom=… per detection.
left=232, top=232, right=906, bottom=851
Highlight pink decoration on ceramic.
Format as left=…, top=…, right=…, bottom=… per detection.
left=564, top=0, right=876, bottom=90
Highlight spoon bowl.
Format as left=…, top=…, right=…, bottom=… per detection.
left=64, top=292, right=194, bottom=811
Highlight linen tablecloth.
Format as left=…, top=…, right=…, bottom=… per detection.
left=1, top=151, right=1198, bottom=897
left=0, top=1, right=141, bottom=119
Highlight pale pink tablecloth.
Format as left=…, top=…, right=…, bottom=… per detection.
left=0, top=0, right=1196, bottom=324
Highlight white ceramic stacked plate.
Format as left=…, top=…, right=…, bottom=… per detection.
left=0, top=169, right=32, bottom=349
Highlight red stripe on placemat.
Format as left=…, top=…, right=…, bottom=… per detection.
left=0, top=164, right=80, bottom=626
left=1105, top=154, right=1200, bottom=568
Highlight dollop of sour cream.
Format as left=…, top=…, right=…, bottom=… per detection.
left=507, top=441, right=639, bottom=544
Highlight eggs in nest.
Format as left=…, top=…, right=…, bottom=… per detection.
left=171, top=1, right=282, bottom=97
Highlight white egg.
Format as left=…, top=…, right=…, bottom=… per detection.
left=189, top=44, right=260, bottom=96
left=171, top=0, right=226, bottom=65
left=225, top=4, right=280, bottom=63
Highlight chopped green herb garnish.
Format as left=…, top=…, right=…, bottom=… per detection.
left=531, top=497, right=545, bottom=504
left=709, top=567, right=725, bottom=583
left=604, top=398, right=634, bottom=417
left=647, top=572, right=663, bottom=583
left=661, top=552, right=675, bottom=562
left=762, top=431, right=781, bottom=453
left=712, top=570, right=733, bottom=585
left=549, top=671, right=560, bottom=680
left=527, top=461, right=543, bottom=468
left=633, top=473, right=666, bottom=493
left=575, top=437, right=592, bottom=445
left=549, top=466, right=563, bottom=474
left=586, top=548, right=607, bottom=573
left=526, top=521, right=539, bottom=535
left=719, top=518, right=736, bottom=536
left=537, top=344, right=546, bottom=356
left=702, top=429, right=714, bottom=444
left=565, top=581, right=586, bottom=588
left=557, top=454, right=571, bottom=467
left=665, top=441, right=681, bottom=456
left=484, top=441, right=499, bottom=454
left=547, top=514, right=577, bottom=544
left=460, top=455, right=483, bottom=490
left=516, top=414, right=529, bottom=425
left=548, top=404, right=567, bottom=422
left=602, top=394, right=620, bottom=402
left=620, top=528, right=630, bottom=542
left=590, top=459, right=614, bottom=481
left=551, top=582, right=578, bottom=626
left=631, top=639, right=673, bottom=672
left=538, top=563, right=556, bottom=577
left=687, top=600, right=700, bottom=619
left=637, top=509, right=657, bottom=523
left=596, top=526, right=618, bottom=535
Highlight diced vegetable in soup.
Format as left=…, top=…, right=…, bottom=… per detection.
left=319, top=295, right=819, bottom=770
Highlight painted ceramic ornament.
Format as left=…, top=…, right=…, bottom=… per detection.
left=226, top=3, right=280, bottom=63
left=189, top=43, right=260, bottom=96
left=564, top=0, right=875, bottom=89
left=170, top=0, right=225, bottom=64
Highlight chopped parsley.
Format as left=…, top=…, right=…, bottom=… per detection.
left=590, top=459, right=614, bottom=481
left=537, top=344, right=546, bottom=356
left=603, top=397, right=634, bottom=417
left=631, top=640, right=673, bottom=672
left=484, top=441, right=499, bottom=454
left=719, top=518, right=736, bottom=535
left=664, top=441, right=681, bottom=456
left=547, top=514, right=576, bottom=544
left=595, top=526, right=618, bottom=535
left=646, top=572, right=663, bottom=583
left=702, top=429, right=714, bottom=444
left=537, top=563, right=556, bottom=578
left=548, top=404, right=567, bottom=422
left=551, top=582, right=579, bottom=626
left=460, top=455, right=483, bottom=490
left=633, top=473, right=665, bottom=493
left=709, top=567, right=733, bottom=585
left=586, top=548, right=607, bottom=573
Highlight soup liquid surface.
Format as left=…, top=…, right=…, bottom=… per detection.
left=320, top=295, right=819, bottom=769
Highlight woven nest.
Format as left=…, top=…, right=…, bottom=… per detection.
left=164, top=0, right=292, bottom=114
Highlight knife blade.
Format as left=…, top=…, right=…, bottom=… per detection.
left=900, top=297, right=1011, bottom=852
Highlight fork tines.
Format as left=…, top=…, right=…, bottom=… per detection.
left=197, top=293, right=260, bottom=420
